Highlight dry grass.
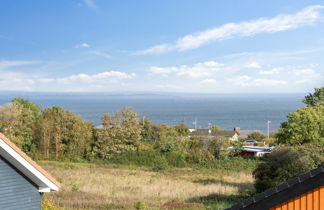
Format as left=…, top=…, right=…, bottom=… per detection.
left=40, top=161, right=254, bottom=210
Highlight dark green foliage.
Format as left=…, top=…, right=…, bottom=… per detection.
left=172, top=122, right=189, bottom=136
left=165, top=151, right=187, bottom=167
left=92, top=107, right=141, bottom=159
left=110, top=150, right=164, bottom=167
left=38, top=106, right=94, bottom=160
left=154, top=129, right=180, bottom=153
left=210, top=125, right=224, bottom=132
left=152, top=155, right=169, bottom=170
left=108, top=150, right=260, bottom=171
left=0, top=98, right=41, bottom=155
left=140, top=117, right=156, bottom=142
left=276, top=105, right=324, bottom=145
left=135, top=201, right=146, bottom=210
left=12, top=98, right=41, bottom=123
left=253, top=147, right=318, bottom=193
left=303, top=87, right=324, bottom=106
left=247, top=131, right=266, bottom=140
left=109, top=150, right=169, bottom=170
left=185, top=149, right=213, bottom=164
left=292, top=142, right=324, bottom=166
left=109, top=150, right=186, bottom=169
left=207, top=138, right=231, bottom=158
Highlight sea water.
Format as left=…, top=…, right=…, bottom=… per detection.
left=0, top=92, right=304, bottom=134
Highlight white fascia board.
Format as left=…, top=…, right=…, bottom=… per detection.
left=0, top=139, right=59, bottom=191
left=39, top=187, right=51, bottom=192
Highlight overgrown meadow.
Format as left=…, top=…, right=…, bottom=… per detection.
left=1, top=87, right=323, bottom=209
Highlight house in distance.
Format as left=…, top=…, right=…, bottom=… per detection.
left=188, top=129, right=239, bottom=141
left=0, top=133, right=60, bottom=210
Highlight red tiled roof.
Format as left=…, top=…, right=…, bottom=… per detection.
left=0, top=133, right=60, bottom=188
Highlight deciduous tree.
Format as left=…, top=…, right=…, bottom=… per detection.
left=93, top=107, right=141, bottom=159
left=303, top=87, right=324, bottom=106
left=276, top=105, right=324, bottom=145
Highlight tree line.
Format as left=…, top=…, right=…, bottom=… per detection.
left=0, top=87, right=323, bottom=167
left=0, top=98, right=195, bottom=162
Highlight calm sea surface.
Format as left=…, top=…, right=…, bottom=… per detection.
left=0, top=92, right=305, bottom=134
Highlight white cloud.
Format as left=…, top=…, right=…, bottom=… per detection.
left=259, top=67, right=282, bottom=75
left=149, top=61, right=224, bottom=78
left=200, top=79, right=217, bottom=84
left=245, top=62, right=262, bottom=69
left=39, top=71, right=135, bottom=84
left=155, top=84, right=182, bottom=90
left=138, top=5, right=324, bottom=54
left=0, top=69, right=36, bottom=90
left=83, top=0, right=97, bottom=9
left=230, top=75, right=287, bottom=87
left=88, top=50, right=111, bottom=59
left=252, top=79, right=287, bottom=86
left=76, top=43, right=90, bottom=48
left=230, top=75, right=252, bottom=86
left=295, top=68, right=322, bottom=84
left=295, top=68, right=316, bottom=76
left=0, top=60, right=38, bottom=69
left=136, top=44, right=173, bottom=55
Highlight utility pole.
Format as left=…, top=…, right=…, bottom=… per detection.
left=193, top=118, right=197, bottom=129
left=208, top=123, right=212, bottom=135
left=267, top=120, right=271, bottom=138
left=142, top=116, right=145, bottom=127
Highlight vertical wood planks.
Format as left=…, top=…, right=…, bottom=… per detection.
left=269, top=186, right=324, bottom=210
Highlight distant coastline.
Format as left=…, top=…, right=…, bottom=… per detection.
left=0, top=92, right=305, bottom=133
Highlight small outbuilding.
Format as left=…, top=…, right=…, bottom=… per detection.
left=225, top=164, right=324, bottom=210
left=0, top=133, right=60, bottom=210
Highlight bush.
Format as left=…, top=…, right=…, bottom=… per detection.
left=247, top=132, right=266, bottom=140
left=135, top=201, right=147, bottom=210
left=253, top=147, right=317, bottom=193
left=109, top=149, right=190, bottom=169
left=207, top=138, right=231, bottom=158
left=165, top=152, right=187, bottom=167
left=152, top=155, right=169, bottom=170
left=292, top=142, right=324, bottom=166
left=185, top=149, right=213, bottom=164
left=110, top=150, right=164, bottom=167
left=155, top=131, right=179, bottom=153
left=42, top=197, right=60, bottom=210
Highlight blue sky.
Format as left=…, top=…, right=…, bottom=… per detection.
left=0, top=0, right=323, bottom=93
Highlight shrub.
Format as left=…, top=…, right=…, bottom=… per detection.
left=135, top=201, right=147, bottom=210
left=165, top=151, right=187, bottom=167
left=247, top=132, right=266, bottom=140
left=42, top=197, right=60, bottom=210
left=185, top=149, right=213, bottom=164
left=152, top=156, right=169, bottom=171
left=263, top=137, right=276, bottom=146
left=207, top=138, right=231, bottom=158
left=253, top=147, right=316, bottom=193
left=110, top=150, right=163, bottom=167
left=71, top=183, right=79, bottom=192
left=155, top=131, right=179, bottom=153
left=292, top=142, right=324, bottom=166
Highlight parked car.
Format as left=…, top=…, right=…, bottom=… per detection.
left=243, top=139, right=258, bottom=144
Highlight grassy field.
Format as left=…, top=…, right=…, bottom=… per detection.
left=40, top=161, right=256, bottom=210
